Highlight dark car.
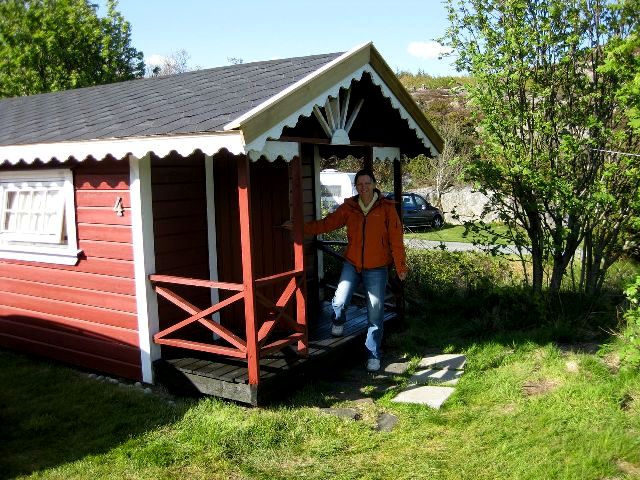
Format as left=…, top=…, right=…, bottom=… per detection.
left=384, top=192, right=444, bottom=229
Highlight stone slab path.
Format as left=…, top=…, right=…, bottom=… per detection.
left=318, top=351, right=467, bottom=431
left=391, top=353, right=466, bottom=409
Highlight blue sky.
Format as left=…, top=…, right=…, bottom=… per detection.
left=99, top=0, right=459, bottom=76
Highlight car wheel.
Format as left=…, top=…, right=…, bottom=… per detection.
left=432, top=216, right=443, bottom=229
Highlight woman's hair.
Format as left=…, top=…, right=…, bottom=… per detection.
left=354, top=169, right=376, bottom=185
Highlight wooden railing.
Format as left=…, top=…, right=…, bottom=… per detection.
left=150, top=268, right=307, bottom=371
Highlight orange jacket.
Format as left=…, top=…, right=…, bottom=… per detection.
left=304, top=193, right=407, bottom=276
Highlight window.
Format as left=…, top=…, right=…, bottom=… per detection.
left=402, top=195, right=414, bottom=207
left=320, top=184, right=342, bottom=197
left=0, top=169, right=80, bottom=265
left=414, top=196, right=428, bottom=209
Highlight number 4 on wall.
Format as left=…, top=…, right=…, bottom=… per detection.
left=113, top=196, right=124, bottom=217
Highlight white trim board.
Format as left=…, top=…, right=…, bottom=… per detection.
left=129, top=153, right=160, bottom=384
left=0, top=132, right=245, bottom=166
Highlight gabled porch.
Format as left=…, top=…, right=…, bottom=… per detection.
left=147, top=146, right=406, bottom=404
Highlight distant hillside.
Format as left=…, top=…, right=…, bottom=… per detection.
left=397, top=73, right=473, bottom=128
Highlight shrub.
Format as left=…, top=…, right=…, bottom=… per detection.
left=405, top=249, right=513, bottom=299
left=616, top=276, right=640, bottom=370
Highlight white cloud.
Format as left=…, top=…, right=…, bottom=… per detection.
left=407, top=41, right=452, bottom=60
left=146, top=54, right=167, bottom=66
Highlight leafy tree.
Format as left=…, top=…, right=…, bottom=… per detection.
left=0, top=0, right=144, bottom=98
left=602, top=0, right=640, bottom=131
left=444, top=0, right=640, bottom=297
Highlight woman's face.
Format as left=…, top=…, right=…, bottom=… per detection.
left=355, top=175, right=374, bottom=198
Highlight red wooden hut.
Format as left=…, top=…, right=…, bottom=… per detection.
left=0, top=43, right=442, bottom=403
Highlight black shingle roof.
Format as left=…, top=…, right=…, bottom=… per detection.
left=0, top=52, right=342, bottom=146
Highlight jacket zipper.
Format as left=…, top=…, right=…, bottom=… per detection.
left=361, top=213, right=367, bottom=271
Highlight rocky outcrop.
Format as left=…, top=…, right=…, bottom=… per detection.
left=414, top=186, right=500, bottom=224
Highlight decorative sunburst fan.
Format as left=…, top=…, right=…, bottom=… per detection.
left=312, top=86, right=364, bottom=145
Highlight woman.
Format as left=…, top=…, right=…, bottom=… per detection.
left=289, top=169, right=407, bottom=372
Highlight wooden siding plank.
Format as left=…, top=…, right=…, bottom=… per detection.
left=155, top=249, right=208, bottom=272
left=0, top=317, right=140, bottom=363
left=76, top=207, right=133, bottom=226
left=73, top=257, right=134, bottom=278
left=0, top=305, right=139, bottom=345
left=156, top=265, right=209, bottom=279
left=0, top=262, right=135, bottom=295
left=78, top=239, right=134, bottom=261
left=152, top=183, right=206, bottom=201
left=153, top=216, right=207, bottom=237
left=77, top=223, right=133, bottom=243
left=76, top=190, right=130, bottom=208
left=2, top=292, right=138, bottom=330
left=0, top=332, right=142, bottom=380
left=0, top=276, right=136, bottom=312
left=152, top=166, right=207, bottom=184
left=0, top=249, right=134, bottom=279
left=151, top=200, right=207, bottom=220
left=153, top=232, right=208, bottom=254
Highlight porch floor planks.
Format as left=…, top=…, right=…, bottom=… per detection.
left=153, top=301, right=397, bottom=405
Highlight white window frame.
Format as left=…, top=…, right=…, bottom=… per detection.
left=0, top=169, right=80, bottom=265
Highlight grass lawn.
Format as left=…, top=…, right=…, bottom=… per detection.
left=405, top=223, right=517, bottom=245
left=2, top=319, right=639, bottom=479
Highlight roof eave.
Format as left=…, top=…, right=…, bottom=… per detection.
left=0, top=131, right=245, bottom=166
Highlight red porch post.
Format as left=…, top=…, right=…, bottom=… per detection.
left=290, top=154, right=308, bottom=355
left=237, top=155, right=260, bottom=385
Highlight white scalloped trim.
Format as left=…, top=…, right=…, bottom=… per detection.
left=243, top=65, right=436, bottom=154
left=0, top=132, right=245, bottom=165
left=373, top=146, right=400, bottom=161
left=248, top=141, right=299, bottom=162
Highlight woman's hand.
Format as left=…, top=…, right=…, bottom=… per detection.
left=397, top=271, right=407, bottom=281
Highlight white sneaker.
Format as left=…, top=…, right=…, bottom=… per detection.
left=366, top=358, right=381, bottom=372
left=331, top=323, right=344, bottom=337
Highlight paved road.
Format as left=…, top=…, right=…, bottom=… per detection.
left=404, top=238, right=521, bottom=255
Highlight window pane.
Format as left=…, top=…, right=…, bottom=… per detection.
left=6, top=191, right=18, bottom=210
left=20, top=191, right=33, bottom=210
left=30, top=213, right=40, bottom=232
left=4, top=212, right=16, bottom=231
left=17, top=212, right=29, bottom=230
left=32, top=190, right=45, bottom=211
left=415, top=196, right=427, bottom=208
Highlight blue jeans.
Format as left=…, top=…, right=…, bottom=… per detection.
left=332, top=262, right=388, bottom=360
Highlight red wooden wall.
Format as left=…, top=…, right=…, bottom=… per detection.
left=0, top=158, right=141, bottom=379
left=213, top=152, right=296, bottom=334
left=151, top=151, right=211, bottom=340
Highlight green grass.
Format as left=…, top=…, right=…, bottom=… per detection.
left=405, top=223, right=516, bottom=245
left=2, top=325, right=639, bottom=479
